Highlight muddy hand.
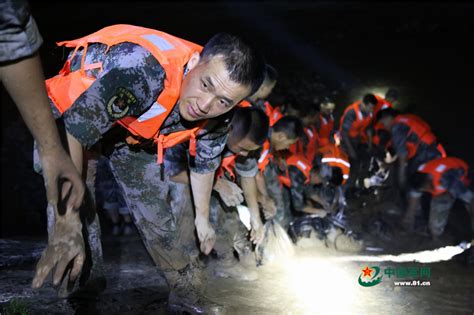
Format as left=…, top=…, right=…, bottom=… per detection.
left=32, top=213, right=85, bottom=289
left=250, top=217, right=264, bottom=245
left=195, top=216, right=216, bottom=255
left=258, top=195, right=277, bottom=219
left=214, top=178, right=244, bottom=207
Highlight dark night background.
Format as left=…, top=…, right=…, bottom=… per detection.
left=1, top=1, right=474, bottom=237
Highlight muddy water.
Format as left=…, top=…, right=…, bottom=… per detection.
left=1, top=233, right=472, bottom=314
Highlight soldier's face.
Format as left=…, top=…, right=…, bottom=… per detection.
left=273, top=132, right=297, bottom=151
left=179, top=53, right=252, bottom=121
left=227, top=136, right=260, bottom=157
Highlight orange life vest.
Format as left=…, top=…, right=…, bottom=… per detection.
left=278, top=154, right=312, bottom=188
left=373, top=95, right=393, bottom=118
left=264, top=101, right=283, bottom=127
left=318, top=143, right=351, bottom=184
left=216, top=153, right=238, bottom=181
left=339, top=101, right=373, bottom=143
left=238, top=100, right=252, bottom=108
left=393, top=114, right=440, bottom=160
left=289, top=125, right=318, bottom=162
left=318, top=113, right=334, bottom=147
left=257, top=139, right=273, bottom=173
left=45, top=24, right=204, bottom=163
left=417, top=157, right=469, bottom=196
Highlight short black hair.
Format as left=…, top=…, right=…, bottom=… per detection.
left=362, top=93, right=378, bottom=106
left=375, top=107, right=399, bottom=123
left=201, top=33, right=265, bottom=96
left=264, top=64, right=278, bottom=83
left=230, top=107, right=269, bottom=145
left=272, top=116, right=304, bottom=140
left=329, top=167, right=344, bottom=186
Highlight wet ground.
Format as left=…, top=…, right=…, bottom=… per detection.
left=1, top=197, right=473, bottom=315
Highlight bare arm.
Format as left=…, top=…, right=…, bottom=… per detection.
left=255, top=171, right=277, bottom=218
left=241, top=176, right=264, bottom=244
left=190, top=171, right=216, bottom=255
left=0, top=53, right=84, bottom=210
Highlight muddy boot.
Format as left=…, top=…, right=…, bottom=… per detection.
left=214, top=257, right=258, bottom=281
left=167, top=264, right=226, bottom=314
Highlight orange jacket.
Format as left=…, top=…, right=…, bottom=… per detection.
left=257, top=139, right=273, bottom=173
left=216, top=153, right=238, bottom=181
left=393, top=114, right=441, bottom=160
left=318, top=143, right=350, bottom=184
left=264, top=101, right=283, bottom=127
left=45, top=24, right=204, bottom=163
left=339, top=101, right=373, bottom=143
left=417, top=157, right=469, bottom=196
left=278, top=154, right=312, bottom=188
left=372, top=96, right=393, bottom=145
left=289, top=125, right=319, bottom=163
left=317, top=113, right=334, bottom=147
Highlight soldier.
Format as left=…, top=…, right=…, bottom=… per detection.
left=256, top=116, right=304, bottom=227
left=405, top=157, right=473, bottom=239
left=32, top=24, right=265, bottom=314
left=375, top=108, right=445, bottom=189
left=316, top=96, right=336, bottom=147
left=339, top=93, right=377, bottom=189
left=242, top=63, right=282, bottom=126
left=166, top=106, right=269, bottom=280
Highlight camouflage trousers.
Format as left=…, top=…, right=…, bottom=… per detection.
left=36, top=142, right=197, bottom=287
left=427, top=193, right=456, bottom=237
left=107, top=143, right=197, bottom=272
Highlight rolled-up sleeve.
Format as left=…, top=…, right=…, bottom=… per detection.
left=235, top=156, right=258, bottom=178
left=0, top=0, right=42, bottom=62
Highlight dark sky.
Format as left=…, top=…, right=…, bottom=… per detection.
left=1, top=1, right=474, bottom=236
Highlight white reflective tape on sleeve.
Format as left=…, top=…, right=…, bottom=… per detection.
left=321, top=157, right=351, bottom=168
left=296, top=160, right=307, bottom=170
left=141, top=34, right=174, bottom=51
left=258, top=150, right=269, bottom=164
left=137, top=102, right=167, bottom=122
left=435, top=164, right=447, bottom=173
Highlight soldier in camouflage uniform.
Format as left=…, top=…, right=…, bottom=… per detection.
left=255, top=116, right=304, bottom=227
left=32, top=27, right=265, bottom=314
left=404, top=157, right=473, bottom=239
left=165, top=106, right=269, bottom=279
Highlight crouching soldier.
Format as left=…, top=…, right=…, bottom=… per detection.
left=256, top=116, right=304, bottom=227
left=33, top=24, right=264, bottom=314
left=404, top=157, right=473, bottom=239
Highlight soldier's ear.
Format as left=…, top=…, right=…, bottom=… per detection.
left=187, top=51, right=201, bottom=71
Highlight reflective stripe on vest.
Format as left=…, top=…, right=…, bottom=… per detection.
left=418, top=157, right=469, bottom=196
left=279, top=154, right=312, bottom=187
